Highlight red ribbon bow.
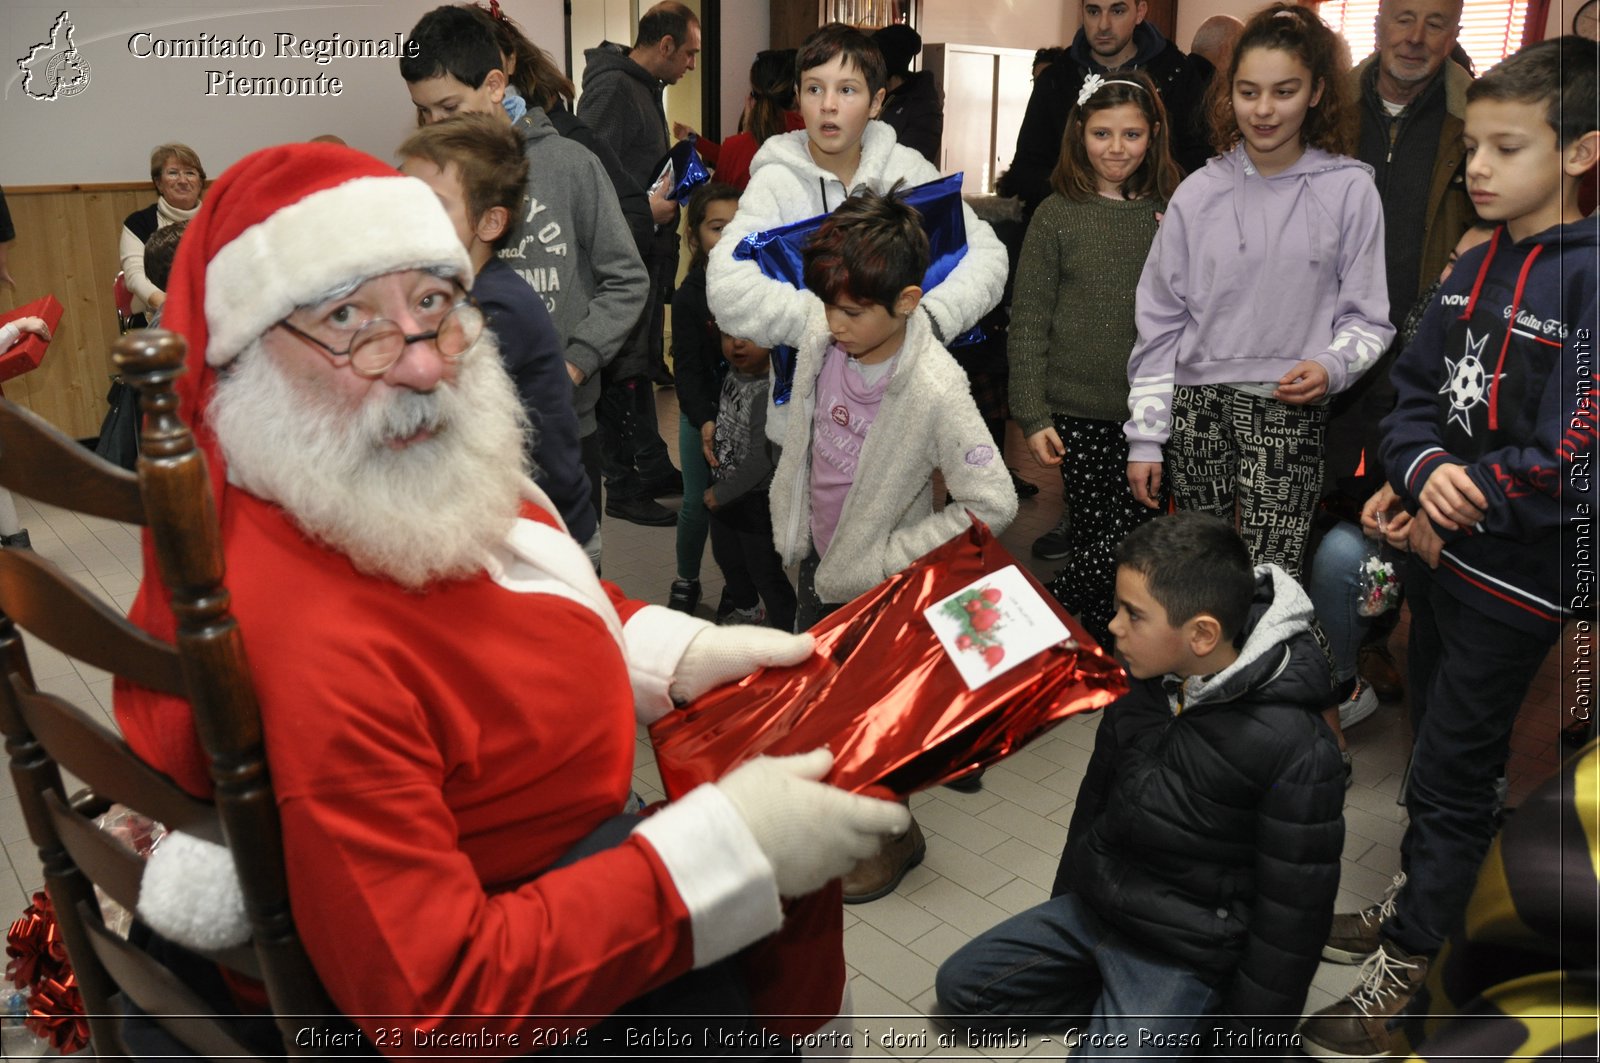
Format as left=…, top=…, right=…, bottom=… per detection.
left=28, top=972, right=90, bottom=1055
left=6, top=890, right=90, bottom=1054
left=5, top=891, right=66, bottom=990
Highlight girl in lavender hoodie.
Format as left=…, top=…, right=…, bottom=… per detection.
left=1124, top=4, right=1394, bottom=578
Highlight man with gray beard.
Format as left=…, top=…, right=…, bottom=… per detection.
left=114, top=143, right=908, bottom=1052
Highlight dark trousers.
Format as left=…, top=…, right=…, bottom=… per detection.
left=597, top=372, right=675, bottom=501
left=580, top=430, right=603, bottom=527
left=1383, top=561, right=1554, bottom=956
left=709, top=506, right=795, bottom=632
left=794, top=551, right=843, bottom=634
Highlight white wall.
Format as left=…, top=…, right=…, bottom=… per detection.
left=1, top=0, right=567, bottom=185
left=718, top=2, right=771, bottom=140
left=921, top=0, right=1077, bottom=52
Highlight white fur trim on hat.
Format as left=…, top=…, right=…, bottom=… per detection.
left=136, top=829, right=251, bottom=950
left=203, top=175, right=473, bottom=367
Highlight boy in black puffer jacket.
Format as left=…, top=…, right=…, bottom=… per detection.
left=937, top=512, right=1344, bottom=1054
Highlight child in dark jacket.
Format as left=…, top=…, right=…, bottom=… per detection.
left=667, top=183, right=740, bottom=614
left=1302, top=37, right=1600, bottom=1059
left=398, top=114, right=596, bottom=560
left=705, top=333, right=795, bottom=631
left=937, top=512, right=1345, bottom=1051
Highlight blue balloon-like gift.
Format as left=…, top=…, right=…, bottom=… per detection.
left=729, top=173, right=978, bottom=405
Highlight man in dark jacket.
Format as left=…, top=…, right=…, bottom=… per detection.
left=1001, top=0, right=1213, bottom=211
left=580, top=1, right=700, bottom=525
left=937, top=513, right=1345, bottom=1049
left=874, top=24, right=943, bottom=166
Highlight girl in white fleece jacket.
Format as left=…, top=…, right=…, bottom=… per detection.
left=706, top=26, right=1007, bottom=446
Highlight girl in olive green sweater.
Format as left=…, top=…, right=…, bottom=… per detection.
left=1008, top=71, right=1180, bottom=644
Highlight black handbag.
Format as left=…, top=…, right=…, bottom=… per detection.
left=92, top=378, right=140, bottom=470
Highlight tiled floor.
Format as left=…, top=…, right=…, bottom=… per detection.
left=0, top=389, right=1575, bottom=1058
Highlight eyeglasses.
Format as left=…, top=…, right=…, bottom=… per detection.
left=162, top=169, right=200, bottom=181
left=275, top=287, right=485, bottom=378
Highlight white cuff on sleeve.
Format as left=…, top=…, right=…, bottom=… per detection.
left=624, top=604, right=712, bottom=723
left=632, top=783, right=782, bottom=968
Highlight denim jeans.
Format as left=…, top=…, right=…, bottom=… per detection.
left=1383, top=560, right=1555, bottom=956
left=1307, top=520, right=1372, bottom=685
left=936, top=891, right=1220, bottom=1062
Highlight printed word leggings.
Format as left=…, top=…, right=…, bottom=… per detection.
left=1046, top=414, right=1157, bottom=646
left=1166, top=384, right=1327, bottom=579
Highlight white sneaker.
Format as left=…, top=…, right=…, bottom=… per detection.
left=1338, top=678, right=1380, bottom=731
left=720, top=604, right=767, bottom=627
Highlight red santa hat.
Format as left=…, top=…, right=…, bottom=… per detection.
left=120, top=142, right=471, bottom=794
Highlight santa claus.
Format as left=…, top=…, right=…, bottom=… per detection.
left=113, top=142, right=906, bottom=1054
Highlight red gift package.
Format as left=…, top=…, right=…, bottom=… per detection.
left=651, top=518, right=1128, bottom=798
left=0, top=295, right=64, bottom=384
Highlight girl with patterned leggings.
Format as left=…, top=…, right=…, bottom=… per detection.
left=1124, top=4, right=1394, bottom=579
left=1008, top=71, right=1180, bottom=645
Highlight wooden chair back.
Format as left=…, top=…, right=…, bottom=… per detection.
left=0, top=329, right=333, bottom=1058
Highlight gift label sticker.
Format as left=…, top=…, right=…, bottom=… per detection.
left=924, top=564, right=1072, bottom=690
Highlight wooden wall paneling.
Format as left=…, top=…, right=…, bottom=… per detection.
left=1, top=187, right=150, bottom=439
left=1145, top=0, right=1178, bottom=40
left=770, top=0, right=821, bottom=49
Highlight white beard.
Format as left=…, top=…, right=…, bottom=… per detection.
left=208, top=332, right=534, bottom=590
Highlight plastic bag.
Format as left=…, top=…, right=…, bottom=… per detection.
left=92, top=805, right=167, bottom=938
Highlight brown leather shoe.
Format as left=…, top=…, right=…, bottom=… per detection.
left=1359, top=643, right=1405, bottom=702
left=1298, top=943, right=1429, bottom=1058
left=841, top=815, right=925, bottom=904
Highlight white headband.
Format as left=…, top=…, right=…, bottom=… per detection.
left=1077, top=73, right=1147, bottom=108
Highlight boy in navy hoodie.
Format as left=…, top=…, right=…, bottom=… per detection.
left=1301, top=36, right=1599, bottom=1059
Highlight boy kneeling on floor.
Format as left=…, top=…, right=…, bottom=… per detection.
left=936, top=511, right=1345, bottom=1055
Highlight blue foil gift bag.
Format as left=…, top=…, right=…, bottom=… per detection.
left=730, top=173, right=977, bottom=405
left=652, top=135, right=711, bottom=203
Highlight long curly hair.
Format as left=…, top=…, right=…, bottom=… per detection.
left=1206, top=3, right=1355, bottom=158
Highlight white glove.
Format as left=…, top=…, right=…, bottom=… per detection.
left=668, top=626, right=814, bottom=704
left=717, top=749, right=910, bottom=897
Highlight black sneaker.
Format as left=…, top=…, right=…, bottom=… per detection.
left=1031, top=516, right=1070, bottom=560
left=943, top=768, right=985, bottom=793
left=668, top=578, right=701, bottom=613
left=0, top=529, right=31, bottom=550
left=605, top=496, right=677, bottom=527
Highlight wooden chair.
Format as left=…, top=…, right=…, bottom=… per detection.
left=0, top=330, right=334, bottom=1058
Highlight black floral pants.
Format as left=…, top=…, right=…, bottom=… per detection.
left=1045, top=414, right=1158, bottom=647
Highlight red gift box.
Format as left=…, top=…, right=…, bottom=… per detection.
left=0, top=296, right=64, bottom=384
left=651, top=518, right=1128, bottom=799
